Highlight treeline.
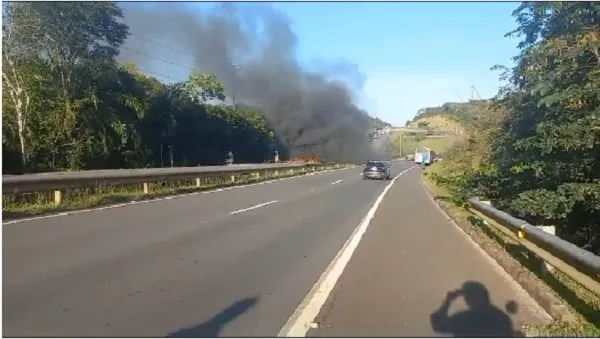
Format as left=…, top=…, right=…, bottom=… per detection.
left=370, top=116, right=391, bottom=130
left=368, top=116, right=391, bottom=141
left=432, top=2, right=600, bottom=253
left=2, top=2, right=282, bottom=174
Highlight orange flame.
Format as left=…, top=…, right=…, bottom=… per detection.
left=290, top=155, right=320, bottom=164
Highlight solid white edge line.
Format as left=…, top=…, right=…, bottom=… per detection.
left=229, top=200, right=279, bottom=215
left=3, top=167, right=352, bottom=226
left=277, top=165, right=417, bottom=337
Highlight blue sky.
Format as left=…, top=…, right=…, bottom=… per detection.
left=269, top=2, right=521, bottom=125
left=122, top=2, right=523, bottom=126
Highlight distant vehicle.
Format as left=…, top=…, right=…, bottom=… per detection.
left=363, top=160, right=391, bottom=180
left=414, top=147, right=432, bottom=166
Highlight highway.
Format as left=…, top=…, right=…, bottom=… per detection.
left=2, top=161, right=550, bottom=337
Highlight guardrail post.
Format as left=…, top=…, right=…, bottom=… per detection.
left=53, top=190, right=62, bottom=206
left=538, top=225, right=557, bottom=273
left=196, top=178, right=201, bottom=188
left=143, top=182, right=149, bottom=194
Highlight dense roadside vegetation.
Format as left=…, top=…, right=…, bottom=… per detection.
left=420, top=2, right=599, bottom=334
left=2, top=2, right=284, bottom=174
left=429, top=2, right=600, bottom=255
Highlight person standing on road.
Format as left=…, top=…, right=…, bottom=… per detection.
left=227, top=151, right=234, bottom=165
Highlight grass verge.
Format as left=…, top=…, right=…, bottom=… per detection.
left=422, top=161, right=600, bottom=337
left=417, top=136, right=455, bottom=153
left=3, top=165, right=344, bottom=220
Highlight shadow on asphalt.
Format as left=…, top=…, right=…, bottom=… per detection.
left=430, top=281, right=523, bottom=337
left=166, top=297, right=259, bottom=338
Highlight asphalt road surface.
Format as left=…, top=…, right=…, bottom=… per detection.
left=2, top=161, right=550, bottom=337
left=304, top=168, right=551, bottom=337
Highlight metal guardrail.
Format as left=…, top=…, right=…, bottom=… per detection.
left=2, top=163, right=339, bottom=205
left=469, top=198, right=600, bottom=297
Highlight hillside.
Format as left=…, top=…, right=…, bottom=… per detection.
left=413, top=100, right=490, bottom=124
left=407, top=99, right=493, bottom=133
left=388, top=99, right=490, bottom=157
left=409, top=115, right=462, bottom=133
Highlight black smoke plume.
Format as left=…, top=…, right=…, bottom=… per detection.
left=118, top=3, right=383, bottom=163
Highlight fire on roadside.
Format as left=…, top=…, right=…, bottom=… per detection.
left=290, top=155, right=321, bottom=164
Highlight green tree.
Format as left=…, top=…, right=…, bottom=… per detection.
left=2, top=2, right=41, bottom=169
left=2, top=2, right=282, bottom=174
left=469, top=2, right=600, bottom=252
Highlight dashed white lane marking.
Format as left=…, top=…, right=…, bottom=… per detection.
left=229, top=200, right=279, bottom=215
left=278, top=165, right=417, bottom=337
left=330, top=180, right=343, bottom=185
left=3, top=168, right=352, bottom=226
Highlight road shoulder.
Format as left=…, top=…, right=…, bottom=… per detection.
left=306, top=169, right=551, bottom=337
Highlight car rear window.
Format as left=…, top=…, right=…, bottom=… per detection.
left=366, top=161, right=385, bottom=168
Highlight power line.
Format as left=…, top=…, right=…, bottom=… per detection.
left=121, top=33, right=235, bottom=90
left=128, top=32, right=193, bottom=57
left=134, top=67, right=187, bottom=83
left=120, top=45, right=195, bottom=71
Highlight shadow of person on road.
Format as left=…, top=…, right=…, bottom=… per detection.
left=430, top=281, right=522, bottom=337
left=166, top=297, right=259, bottom=338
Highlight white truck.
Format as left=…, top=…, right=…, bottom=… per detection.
left=414, top=147, right=432, bottom=166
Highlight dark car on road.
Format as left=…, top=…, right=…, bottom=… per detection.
left=363, top=160, right=391, bottom=180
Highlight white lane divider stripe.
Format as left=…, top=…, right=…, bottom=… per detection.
left=277, top=165, right=416, bottom=337
left=330, top=180, right=343, bottom=185
left=229, top=200, right=279, bottom=215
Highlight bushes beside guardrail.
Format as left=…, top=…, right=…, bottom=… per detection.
left=468, top=199, right=600, bottom=297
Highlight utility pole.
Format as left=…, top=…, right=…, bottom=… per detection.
left=232, top=64, right=241, bottom=109
left=399, top=133, right=403, bottom=157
